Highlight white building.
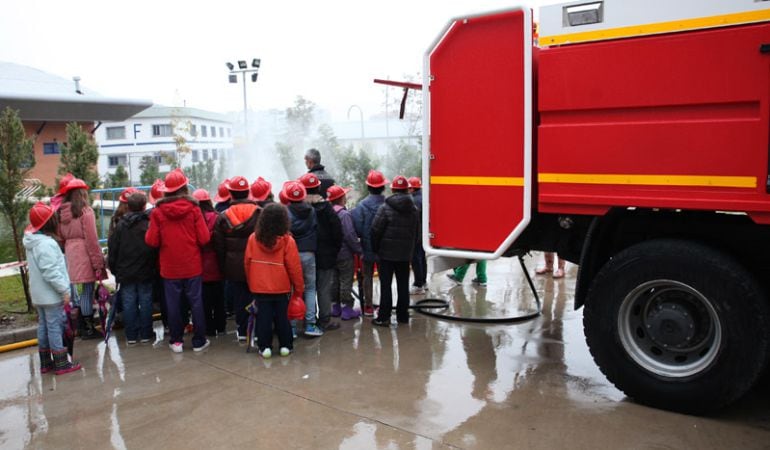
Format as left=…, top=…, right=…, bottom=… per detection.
left=96, top=105, right=233, bottom=185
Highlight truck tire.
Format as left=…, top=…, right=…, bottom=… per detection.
left=583, top=238, right=769, bottom=414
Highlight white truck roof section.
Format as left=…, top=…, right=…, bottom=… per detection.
left=539, top=0, right=770, bottom=46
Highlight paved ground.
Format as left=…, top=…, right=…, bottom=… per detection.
left=1, top=256, right=770, bottom=449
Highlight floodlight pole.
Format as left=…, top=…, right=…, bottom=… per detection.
left=242, top=72, right=249, bottom=141
left=226, top=59, right=260, bottom=143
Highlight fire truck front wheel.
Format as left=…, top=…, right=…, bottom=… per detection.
left=583, top=238, right=769, bottom=414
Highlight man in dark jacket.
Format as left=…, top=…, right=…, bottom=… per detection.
left=212, top=176, right=260, bottom=341
left=371, top=175, right=419, bottom=326
left=109, top=192, right=157, bottom=344
left=351, top=170, right=387, bottom=316
left=300, top=173, right=343, bottom=331
left=408, top=177, right=426, bottom=295
left=304, top=148, right=335, bottom=199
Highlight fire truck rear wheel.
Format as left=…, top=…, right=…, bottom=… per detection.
left=583, top=238, right=769, bottom=414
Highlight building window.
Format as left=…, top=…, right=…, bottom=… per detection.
left=219, top=127, right=224, bottom=137
left=212, top=148, right=218, bottom=160
left=106, top=126, right=126, bottom=140
left=153, top=153, right=164, bottom=164
left=108, top=155, right=127, bottom=167
left=192, top=150, right=199, bottom=163
left=202, top=149, right=209, bottom=161
left=201, top=126, right=208, bottom=137
left=227, top=128, right=231, bottom=137
left=43, top=142, right=60, bottom=154
left=152, top=124, right=173, bottom=137
left=211, top=126, right=216, bottom=138
left=190, top=124, right=197, bottom=137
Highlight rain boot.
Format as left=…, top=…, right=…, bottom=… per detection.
left=81, top=315, right=98, bottom=340
left=39, top=348, right=54, bottom=374
left=52, top=349, right=81, bottom=375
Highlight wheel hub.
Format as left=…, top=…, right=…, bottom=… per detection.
left=645, top=304, right=696, bottom=348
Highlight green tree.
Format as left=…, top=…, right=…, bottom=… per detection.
left=0, top=107, right=35, bottom=312
left=383, top=139, right=421, bottom=181
left=58, top=122, right=100, bottom=189
left=106, top=164, right=129, bottom=188
left=188, top=159, right=216, bottom=192
left=276, top=96, right=316, bottom=177
left=139, top=155, right=161, bottom=185
left=337, top=145, right=380, bottom=204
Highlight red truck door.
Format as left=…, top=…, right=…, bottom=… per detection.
left=425, top=8, right=533, bottom=258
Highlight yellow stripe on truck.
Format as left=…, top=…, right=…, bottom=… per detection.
left=431, top=176, right=525, bottom=187
left=538, top=173, right=757, bottom=188
left=540, top=9, right=770, bottom=46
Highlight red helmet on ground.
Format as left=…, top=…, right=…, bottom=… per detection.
left=228, top=176, right=250, bottom=192
left=391, top=175, right=409, bottom=191
left=298, top=173, right=321, bottom=189
left=326, top=185, right=351, bottom=202
left=119, top=187, right=139, bottom=203
left=250, top=177, right=272, bottom=202
left=366, top=170, right=387, bottom=188
left=60, top=178, right=89, bottom=195
left=408, top=177, right=422, bottom=189
left=214, top=179, right=231, bottom=203
left=161, top=168, right=188, bottom=193
left=57, top=173, right=74, bottom=195
left=192, top=188, right=211, bottom=202
left=149, top=179, right=165, bottom=205
left=282, top=181, right=307, bottom=202
left=25, top=202, right=56, bottom=233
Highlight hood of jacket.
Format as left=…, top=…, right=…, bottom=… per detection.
left=254, top=234, right=291, bottom=255
left=23, top=232, right=49, bottom=250
left=223, top=201, right=259, bottom=229
left=122, top=211, right=150, bottom=228
left=386, top=192, right=416, bottom=213
left=288, top=201, right=313, bottom=220
left=361, top=194, right=385, bottom=213
left=155, top=195, right=199, bottom=221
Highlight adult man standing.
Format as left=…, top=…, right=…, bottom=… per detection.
left=304, top=148, right=335, bottom=198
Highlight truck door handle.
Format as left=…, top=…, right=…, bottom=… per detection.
left=760, top=43, right=770, bottom=53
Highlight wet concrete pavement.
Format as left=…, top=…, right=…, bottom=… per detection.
left=2, top=256, right=770, bottom=449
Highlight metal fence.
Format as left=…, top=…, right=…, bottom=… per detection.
left=92, top=186, right=151, bottom=244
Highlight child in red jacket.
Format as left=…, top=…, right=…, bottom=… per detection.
left=145, top=169, right=211, bottom=353
left=244, top=203, right=304, bottom=358
left=193, top=189, right=225, bottom=336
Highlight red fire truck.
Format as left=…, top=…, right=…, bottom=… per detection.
left=421, top=0, right=770, bottom=413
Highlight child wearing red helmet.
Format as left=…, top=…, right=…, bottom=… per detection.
left=351, top=170, right=388, bottom=317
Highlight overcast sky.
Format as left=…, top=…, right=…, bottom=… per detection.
left=0, top=0, right=561, bottom=121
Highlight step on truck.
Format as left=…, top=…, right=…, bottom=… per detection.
left=422, top=0, right=770, bottom=414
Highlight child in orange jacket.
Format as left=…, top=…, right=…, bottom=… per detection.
left=244, top=204, right=304, bottom=358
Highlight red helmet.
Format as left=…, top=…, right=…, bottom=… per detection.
left=60, top=178, right=89, bottom=195
left=407, top=177, right=422, bottom=189
left=57, top=173, right=74, bottom=195
left=326, top=185, right=351, bottom=202
left=287, top=293, right=306, bottom=320
left=282, top=180, right=306, bottom=202
left=298, top=173, right=321, bottom=189
left=214, top=179, right=231, bottom=203
left=118, top=187, right=138, bottom=203
left=192, top=188, right=211, bottom=202
left=149, top=179, right=164, bottom=205
left=366, top=170, right=387, bottom=188
left=278, top=189, right=289, bottom=205
left=391, top=175, right=409, bottom=191
left=161, top=168, right=188, bottom=193
left=250, top=176, right=272, bottom=202
left=25, top=202, right=55, bottom=233
left=228, top=176, right=250, bottom=192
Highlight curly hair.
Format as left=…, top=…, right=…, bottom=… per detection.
left=255, top=203, right=289, bottom=249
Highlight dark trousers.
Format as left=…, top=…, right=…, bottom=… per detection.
left=376, top=260, right=410, bottom=322
left=203, top=281, right=225, bottom=335
left=153, top=277, right=167, bottom=327
left=411, top=242, right=427, bottom=287
left=316, top=267, right=335, bottom=326
left=255, top=294, right=292, bottom=351
left=230, top=281, right=251, bottom=336
left=163, top=276, right=206, bottom=347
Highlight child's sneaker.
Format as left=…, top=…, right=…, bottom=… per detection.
left=447, top=273, right=461, bottom=284
left=409, top=285, right=426, bottom=295
left=236, top=331, right=247, bottom=342
left=127, top=339, right=137, bottom=346
left=279, top=347, right=291, bottom=357
left=471, top=278, right=487, bottom=287
left=291, top=325, right=298, bottom=339
left=331, top=303, right=342, bottom=317
left=261, top=348, right=272, bottom=359
left=169, top=342, right=183, bottom=353
left=363, top=305, right=375, bottom=317
left=304, top=324, right=324, bottom=337
left=193, top=340, right=210, bottom=352
left=341, top=305, right=361, bottom=321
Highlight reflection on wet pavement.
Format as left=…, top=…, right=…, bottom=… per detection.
left=1, top=255, right=769, bottom=449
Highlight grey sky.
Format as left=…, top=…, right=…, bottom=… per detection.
left=0, top=0, right=561, bottom=121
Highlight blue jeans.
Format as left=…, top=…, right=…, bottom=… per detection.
left=37, top=304, right=65, bottom=352
left=299, top=252, right=317, bottom=324
left=163, top=276, right=206, bottom=348
left=121, top=282, right=153, bottom=341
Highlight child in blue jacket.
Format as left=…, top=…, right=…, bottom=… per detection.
left=23, top=202, right=81, bottom=375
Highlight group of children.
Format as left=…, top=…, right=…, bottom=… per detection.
left=25, top=161, right=426, bottom=370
